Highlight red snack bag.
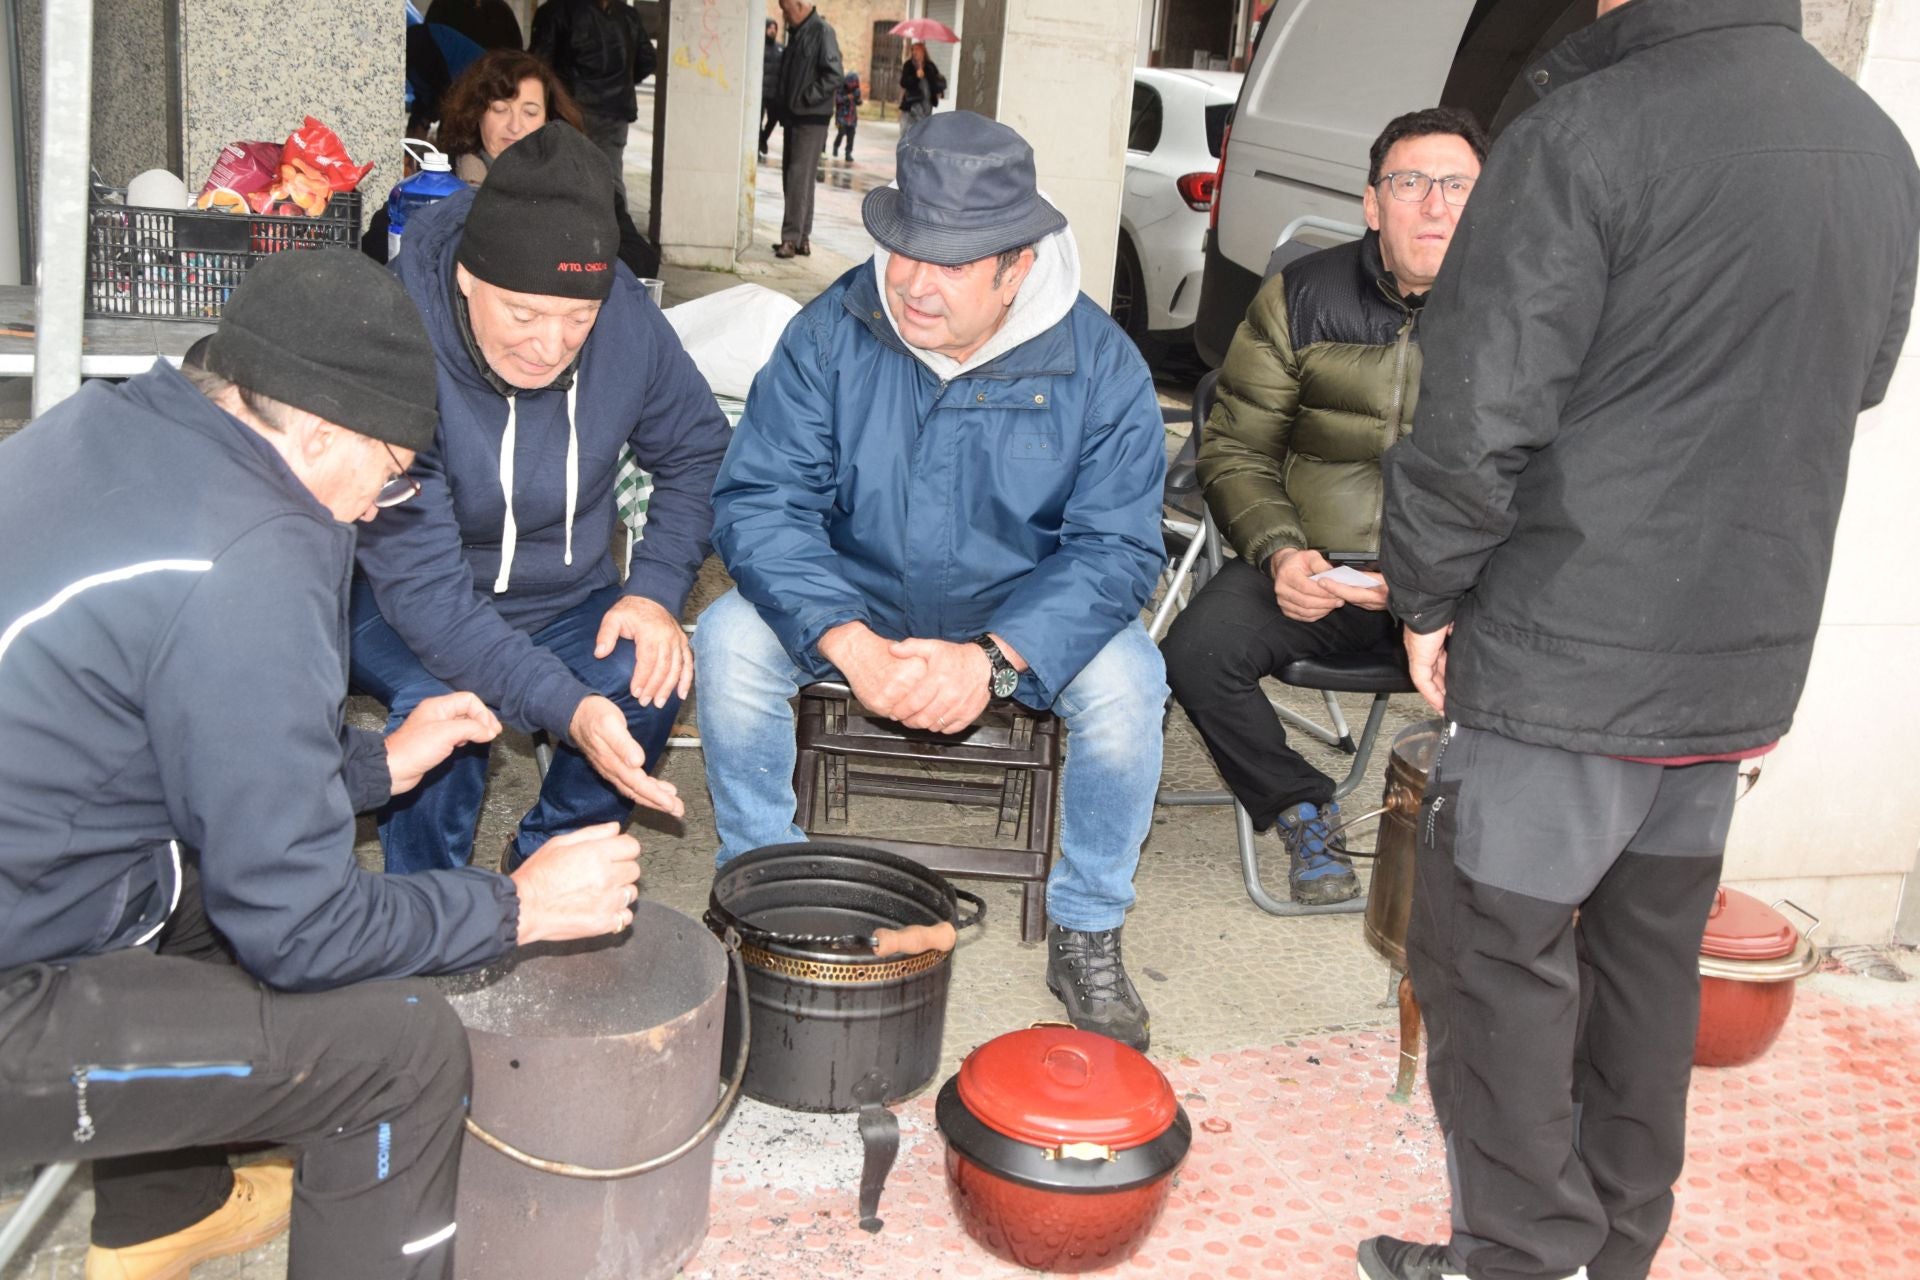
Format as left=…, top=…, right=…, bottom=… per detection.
left=195, top=141, right=281, bottom=209
left=281, top=116, right=375, bottom=194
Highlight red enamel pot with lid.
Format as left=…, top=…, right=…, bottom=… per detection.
left=1693, top=887, right=1821, bottom=1068
left=936, top=1025, right=1190, bottom=1272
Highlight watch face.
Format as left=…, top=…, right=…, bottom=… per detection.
left=991, top=665, right=1019, bottom=698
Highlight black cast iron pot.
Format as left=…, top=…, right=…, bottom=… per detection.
left=704, top=841, right=984, bottom=1230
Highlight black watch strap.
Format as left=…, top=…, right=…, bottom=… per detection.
left=972, top=634, right=1019, bottom=698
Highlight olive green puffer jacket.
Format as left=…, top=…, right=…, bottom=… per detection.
left=1197, top=233, right=1422, bottom=570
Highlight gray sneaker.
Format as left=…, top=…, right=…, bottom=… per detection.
left=1045, top=924, right=1151, bottom=1052
left=1277, top=800, right=1361, bottom=905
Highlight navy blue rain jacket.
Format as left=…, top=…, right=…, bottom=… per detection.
left=0, top=364, right=517, bottom=987
left=712, top=264, right=1166, bottom=705
left=359, top=188, right=731, bottom=740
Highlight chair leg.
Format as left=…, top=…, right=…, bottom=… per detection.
left=1390, top=969, right=1421, bottom=1104
left=0, top=1160, right=80, bottom=1272
left=793, top=742, right=819, bottom=831
left=1329, top=692, right=1395, bottom=803
left=1236, top=798, right=1366, bottom=917
left=1019, top=880, right=1047, bottom=944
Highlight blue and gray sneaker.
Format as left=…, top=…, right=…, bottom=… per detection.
left=1276, top=800, right=1360, bottom=905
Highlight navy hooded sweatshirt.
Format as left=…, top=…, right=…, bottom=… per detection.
left=359, top=187, right=731, bottom=740
left=0, top=363, right=517, bottom=986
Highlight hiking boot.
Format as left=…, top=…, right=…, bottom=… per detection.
left=774, top=241, right=799, bottom=259
left=1356, top=1236, right=1586, bottom=1280
left=87, top=1160, right=293, bottom=1280
left=1277, top=800, right=1360, bottom=905
left=1045, top=924, right=1150, bottom=1051
left=798, top=239, right=812, bottom=256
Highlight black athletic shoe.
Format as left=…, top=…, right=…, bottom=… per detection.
left=1356, top=1237, right=1465, bottom=1279
left=1045, top=924, right=1150, bottom=1051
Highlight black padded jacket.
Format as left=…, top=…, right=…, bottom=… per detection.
left=1381, top=0, right=1920, bottom=756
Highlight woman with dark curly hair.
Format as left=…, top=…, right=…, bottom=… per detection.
left=370, top=49, right=658, bottom=274
left=436, top=50, right=586, bottom=185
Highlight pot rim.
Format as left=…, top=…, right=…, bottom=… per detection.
left=1698, top=934, right=1820, bottom=984
left=935, top=1076, right=1190, bottom=1194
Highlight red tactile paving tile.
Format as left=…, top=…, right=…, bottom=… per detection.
left=682, top=988, right=1919, bottom=1280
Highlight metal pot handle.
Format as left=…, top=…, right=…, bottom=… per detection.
left=1770, top=898, right=1822, bottom=944
left=953, top=887, right=986, bottom=931
left=462, top=927, right=752, bottom=1181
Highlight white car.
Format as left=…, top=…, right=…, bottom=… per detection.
left=1114, top=67, right=1242, bottom=364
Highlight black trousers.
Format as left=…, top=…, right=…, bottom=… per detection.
left=759, top=102, right=778, bottom=152
left=832, top=122, right=857, bottom=156
left=1161, top=556, right=1398, bottom=827
left=1411, top=726, right=1736, bottom=1280
left=0, top=868, right=470, bottom=1277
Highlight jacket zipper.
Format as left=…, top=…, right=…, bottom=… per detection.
left=1385, top=311, right=1416, bottom=436
left=1422, top=719, right=1457, bottom=848
left=72, top=1062, right=254, bottom=1143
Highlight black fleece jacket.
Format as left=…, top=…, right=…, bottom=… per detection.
left=0, top=364, right=517, bottom=986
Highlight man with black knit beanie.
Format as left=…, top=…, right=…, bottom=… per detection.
left=354, top=120, right=732, bottom=877
left=0, top=247, right=645, bottom=1279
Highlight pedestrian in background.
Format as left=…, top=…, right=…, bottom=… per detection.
left=832, top=72, right=864, bottom=161
left=771, top=0, right=842, bottom=258
left=760, top=17, right=783, bottom=158
left=530, top=0, right=655, bottom=204
left=900, top=40, right=945, bottom=128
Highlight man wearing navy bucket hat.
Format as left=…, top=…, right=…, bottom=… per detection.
left=697, top=111, right=1169, bottom=1050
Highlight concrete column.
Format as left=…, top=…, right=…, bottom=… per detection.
left=954, top=0, right=1141, bottom=308
left=175, top=0, right=402, bottom=224
left=656, top=0, right=758, bottom=269
left=1717, top=0, right=1920, bottom=943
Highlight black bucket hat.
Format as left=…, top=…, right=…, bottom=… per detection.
left=862, top=111, right=1066, bottom=267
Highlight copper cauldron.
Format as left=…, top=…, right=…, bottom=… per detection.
left=1359, top=719, right=1444, bottom=1102
left=1364, top=720, right=1444, bottom=972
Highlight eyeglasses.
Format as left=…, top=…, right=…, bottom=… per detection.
left=1376, top=171, right=1476, bottom=207
left=374, top=442, right=421, bottom=509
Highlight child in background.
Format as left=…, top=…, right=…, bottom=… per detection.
left=832, top=72, right=864, bottom=161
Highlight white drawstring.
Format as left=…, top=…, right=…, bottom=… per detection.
left=493, top=394, right=518, bottom=593
left=563, top=380, right=579, bottom=567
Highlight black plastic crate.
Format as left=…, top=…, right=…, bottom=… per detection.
left=85, top=190, right=363, bottom=322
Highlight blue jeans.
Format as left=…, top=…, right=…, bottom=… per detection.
left=692, top=589, right=1167, bottom=931
left=349, top=579, right=678, bottom=874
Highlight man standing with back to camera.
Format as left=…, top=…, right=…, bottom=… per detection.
left=1360, top=2, right=1919, bottom=1278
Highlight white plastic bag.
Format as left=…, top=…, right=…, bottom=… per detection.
left=661, top=284, right=801, bottom=401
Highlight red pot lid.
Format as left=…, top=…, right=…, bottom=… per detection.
left=957, top=1026, right=1177, bottom=1149
left=1699, top=886, right=1799, bottom=961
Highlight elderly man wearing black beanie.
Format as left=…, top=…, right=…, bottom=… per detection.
left=352, top=121, right=732, bottom=877
left=0, top=248, right=646, bottom=1280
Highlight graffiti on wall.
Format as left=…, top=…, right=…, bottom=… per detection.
left=672, top=0, right=732, bottom=89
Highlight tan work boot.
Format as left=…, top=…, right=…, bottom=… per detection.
left=86, top=1160, right=293, bottom=1280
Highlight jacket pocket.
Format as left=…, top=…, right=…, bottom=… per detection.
left=1006, top=429, right=1063, bottom=462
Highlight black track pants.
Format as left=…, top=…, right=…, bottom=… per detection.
left=1408, top=725, right=1735, bottom=1280
left=0, top=875, right=471, bottom=1278
left=1161, top=557, right=1398, bottom=826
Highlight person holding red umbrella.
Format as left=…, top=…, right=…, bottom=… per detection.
left=899, top=39, right=946, bottom=128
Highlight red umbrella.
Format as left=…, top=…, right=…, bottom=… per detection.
left=889, top=17, right=959, bottom=43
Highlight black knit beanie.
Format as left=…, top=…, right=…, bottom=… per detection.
left=456, top=122, right=618, bottom=301
left=204, top=247, right=438, bottom=452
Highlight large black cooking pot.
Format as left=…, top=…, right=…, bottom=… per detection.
left=704, top=841, right=984, bottom=1229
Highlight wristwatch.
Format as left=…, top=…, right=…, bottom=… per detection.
left=972, top=634, right=1020, bottom=698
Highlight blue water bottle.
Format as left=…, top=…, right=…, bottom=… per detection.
left=386, top=140, right=465, bottom=261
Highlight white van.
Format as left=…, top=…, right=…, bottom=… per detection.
left=1193, top=0, right=1594, bottom=366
